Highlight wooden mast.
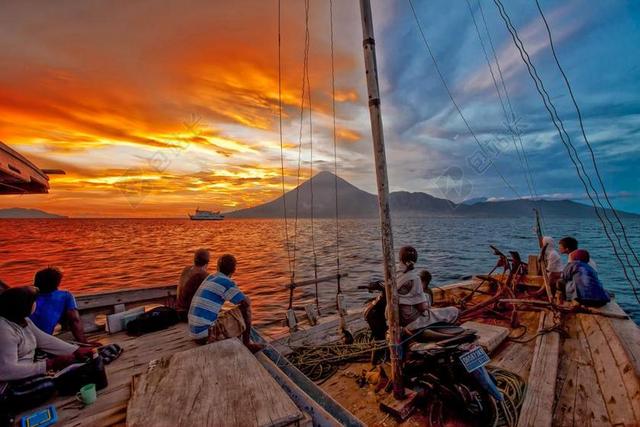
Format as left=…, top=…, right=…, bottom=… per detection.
left=359, top=0, right=405, bottom=399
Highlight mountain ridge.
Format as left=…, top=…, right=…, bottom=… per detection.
left=226, top=171, right=639, bottom=219
left=0, top=207, right=67, bottom=219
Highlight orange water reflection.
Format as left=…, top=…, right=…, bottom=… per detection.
left=0, top=218, right=380, bottom=333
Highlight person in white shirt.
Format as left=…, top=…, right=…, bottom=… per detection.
left=0, top=286, right=93, bottom=386
left=541, top=236, right=564, bottom=293
left=396, top=246, right=459, bottom=333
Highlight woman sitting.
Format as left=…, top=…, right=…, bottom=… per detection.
left=0, top=286, right=92, bottom=385
left=397, top=246, right=459, bottom=333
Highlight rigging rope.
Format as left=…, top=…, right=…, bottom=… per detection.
left=277, top=0, right=294, bottom=307
left=407, top=0, right=524, bottom=201
left=291, top=0, right=312, bottom=286
left=477, top=0, right=541, bottom=205
left=276, top=3, right=292, bottom=273
left=534, top=0, right=640, bottom=273
left=465, top=0, right=536, bottom=205
left=306, top=0, right=319, bottom=312
left=492, top=0, right=640, bottom=300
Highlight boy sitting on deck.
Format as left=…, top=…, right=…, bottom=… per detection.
left=559, top=236, right=598, bottom=271
left=558, top=249, right=610, bottom=308
left=188, top=254, right=263, bottom=352
left=30, top=267, right=93, bottom=345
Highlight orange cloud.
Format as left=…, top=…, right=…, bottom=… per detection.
left=336, top=127, right=363, bottom=142
left=0, top=1, right=368, bottom=216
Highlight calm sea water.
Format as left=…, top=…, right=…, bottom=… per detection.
left=1, top=217, right=639, bottom=332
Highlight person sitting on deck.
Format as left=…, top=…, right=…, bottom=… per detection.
left=558, top=236, right=597, bottom=271
left=397, top=246, right=459, bottom=333
left=419, top=269, right=434, bottom=304
left=0, top=287, right=93, bottom=385
left=29, top=267, right=92, bottom=344
left=559, top=249, right=610, bottom=308
left=176, top=248, right=211, bottom=320
left=188, top=254, right=263, bottom=352
left=541, top=236, right=564, bottom=293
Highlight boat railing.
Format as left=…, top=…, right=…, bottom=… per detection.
left=74, top=283, right=177, bottom=332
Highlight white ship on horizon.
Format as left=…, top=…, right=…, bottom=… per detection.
left=188, top=208, right=224, bottom=221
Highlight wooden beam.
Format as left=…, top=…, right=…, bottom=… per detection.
left=127, top=339, right=304, bottom=427
left=256, top=353, right=342, bottom=427
left=499, top=299, right=629, bottom=319
left=516, top=311, right=561, bottom=427
left=75, top=284, right=176, bottom=311
left=359, top=0, right=404, bottom=400
left=285, top=273, right=348, bottom=290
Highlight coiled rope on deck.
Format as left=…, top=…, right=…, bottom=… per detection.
left=487, top=367, right=526, bottom=427
left=287, top=330, right=382, bottom=382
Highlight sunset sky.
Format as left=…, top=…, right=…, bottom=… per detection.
left=0, top=0, right=638, bottom=217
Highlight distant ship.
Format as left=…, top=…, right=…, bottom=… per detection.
left=188, top=208, right=224, bottom=221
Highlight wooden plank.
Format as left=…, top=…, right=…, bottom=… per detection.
left=76, top=284, right=177, bottom=311
left=572, top=316, right=611, bottom=426
left=127, top=339, right=303, bottom=427
left=600, top=300, right=640, bottom=376
left=460, top=321, right=509, bottom=354
left=579, top=314, right=638, bottom=425
left=517, top=311, right=561, bottom=427
left=254, top=330, right=365, bottom=427
left=488, top=311, right=538, bottom=381
left=552, top=316, right=580, bottom=426
left=593, top=314, right=640, bottom=421
left=528, top=255, right=540, bottom=276
left=256, top=353, right=342, bottom=427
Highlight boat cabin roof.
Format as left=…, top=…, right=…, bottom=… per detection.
left=0, top=141, right=51, bottom=195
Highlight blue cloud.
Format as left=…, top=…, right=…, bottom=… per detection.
left=370, top=0, right=640, bottom=213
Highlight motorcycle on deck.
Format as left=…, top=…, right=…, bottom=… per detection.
left=361, top=279, right=503, bottom=424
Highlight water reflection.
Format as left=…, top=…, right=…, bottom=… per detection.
left=1, top=217, right=638, bottom=332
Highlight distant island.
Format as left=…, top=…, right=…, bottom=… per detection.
left=0, top=207, right=67, bottom=218
left=227, top=171, right=639, bottom=219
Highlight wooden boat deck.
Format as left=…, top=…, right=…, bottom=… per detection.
left=13, top=277, right=640, bottom=426
left=22, top=323, right=199, bottom=426
left=270, top=278, right=640, bottom=426
left=127, top=339, right=306, bottom=427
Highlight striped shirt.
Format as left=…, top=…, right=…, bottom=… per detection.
left=188, top=272, right=246, bottom=340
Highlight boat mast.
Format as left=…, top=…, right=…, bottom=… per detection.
left=359, top=0, right=405, bottom=399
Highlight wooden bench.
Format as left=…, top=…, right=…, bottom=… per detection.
left=127, top=339, right=307, bottom=427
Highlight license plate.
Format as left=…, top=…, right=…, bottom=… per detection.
left=459, top=346, right=490, bottom=373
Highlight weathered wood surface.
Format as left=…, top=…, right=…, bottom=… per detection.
left=76, top=284, right=177, bottom=311
left=599, top=300, right=640, bottom=376
left=460, top=321, right=509, bottom=354
left=16, top=323, right=198, bottom=427
left=517, top=311, right=560, bottom=427
left=271, top=310, right=367, bottom=356
left=486, top=311, right=538, bottom=381
left=579, top=314, right=639, bottom=425
left=553, top=314, right=611, bottom=426
left=127, top=339, right=304, bottom=427
left=256, top=353, right=342, bottom=427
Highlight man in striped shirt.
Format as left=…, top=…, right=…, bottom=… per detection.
left=188, top=254, right=263, bottom=352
